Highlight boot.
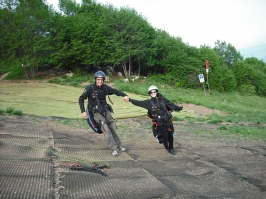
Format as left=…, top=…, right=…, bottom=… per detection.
left=168, top=149, right=176, bottom=155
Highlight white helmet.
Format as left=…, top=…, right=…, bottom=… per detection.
left=148, top=85, right=158, bottom=94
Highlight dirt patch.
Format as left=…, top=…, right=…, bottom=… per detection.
left=180, top=103, right=227, bottom=117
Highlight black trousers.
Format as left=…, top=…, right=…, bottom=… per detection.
left=157, top=125, right=174, bottom=149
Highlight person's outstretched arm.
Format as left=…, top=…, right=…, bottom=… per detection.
left=164, top=98, right=183, bottom=111
left=129, top=98, right=151, bottom=110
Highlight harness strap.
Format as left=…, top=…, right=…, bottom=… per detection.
left=150, top=98, right=173, bottom=131
left=106, top=86, right=113, bottom=105
left=149, top=98, right=169, bottom=119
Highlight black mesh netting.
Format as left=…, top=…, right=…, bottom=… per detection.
left=0, top=115, right=265, bottom=199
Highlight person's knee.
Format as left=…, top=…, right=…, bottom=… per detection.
left=101, top=123, right=111, bottom=132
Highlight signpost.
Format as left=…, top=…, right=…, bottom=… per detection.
left=206, top=60, right=210, bottom=94
left=198, top=74, right=206, bottom=95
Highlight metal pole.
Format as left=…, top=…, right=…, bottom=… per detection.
left=206, top=73, right=210, bottom=94
left=202, top=83, right=206, bottom=95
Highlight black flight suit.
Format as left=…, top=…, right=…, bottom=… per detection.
left=79, top=83, right=127, bottom=150
left=129, top=95, right=182, bottom=152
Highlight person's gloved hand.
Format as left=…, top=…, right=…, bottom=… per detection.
left=176, top=106, right=183, bottom=111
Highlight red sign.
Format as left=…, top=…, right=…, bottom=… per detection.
left=206, top=60, right=209, bottom=74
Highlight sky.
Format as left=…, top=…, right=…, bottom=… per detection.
left=46, top=0, right=266, bottom=50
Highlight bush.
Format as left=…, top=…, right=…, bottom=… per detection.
left=209, top=66, right=236, bottom=92
left=6, top=106, right=15, bottom=114
left=231, top=62, right=255, bottom=87
left=237, top=85, right=256, bottom=96
left=12, top=110, right=23, bottom=116
left=73, top=67, right=82, bottom=77
left=48, top=78, right=62, bottom=84
left=48, top=75, right=92, bottom=86
left=4, top=64, right=24, bottom=80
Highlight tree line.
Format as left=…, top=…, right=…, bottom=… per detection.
left=1, top=0, right=266, bottom=96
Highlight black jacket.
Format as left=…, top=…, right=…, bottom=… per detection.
left=79, top=84, right=127, bottom=113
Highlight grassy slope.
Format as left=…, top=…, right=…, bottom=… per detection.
left=0, top=81, right=151, bottom=119
left=1, top=80, right=266, bottom=123
left=0, top=81, right=208, bottom=120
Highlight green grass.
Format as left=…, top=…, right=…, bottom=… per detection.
left=228, top=126, right=266, bottom=141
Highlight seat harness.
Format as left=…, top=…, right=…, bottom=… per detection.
left=86, top=85, right=113, bottom=134
left=149, top=98, right=173, bottom=132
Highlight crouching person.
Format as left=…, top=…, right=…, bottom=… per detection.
left=78, top=71, right=129, bottom=157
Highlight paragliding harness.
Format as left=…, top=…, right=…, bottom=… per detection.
left=86, top=86, right=114, bottom=134
left=148, top=99, right=174, bottom=144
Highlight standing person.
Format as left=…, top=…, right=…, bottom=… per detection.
left=128, top=85, right=183, bottom=155
left=79, top=71, right=129, bottom=157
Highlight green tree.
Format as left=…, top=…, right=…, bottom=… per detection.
left=49, top=0, right=105, bottom=69
left=231, top=62, right=255, bottom=87
left=209, top=65, right=236, bottom=92
left=100, top=5, right=157, bottom=76
left=49, top=1, right=156, bottom=76
left=213, top=40, right=243, bottom=66
left=198, top=45, right=220, bottom=70
left=1, top=0, right=53, bottom=77
left=152, top=30, right=190, bottom=86
left=244, top=57, right=266, bottom=73
left=253, top=70, right=266, bottom=96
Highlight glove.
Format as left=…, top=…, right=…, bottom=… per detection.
left=176, top=106, right=183, bottom=111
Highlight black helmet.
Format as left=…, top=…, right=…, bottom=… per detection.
left=94, top=71, right=105, bottom=80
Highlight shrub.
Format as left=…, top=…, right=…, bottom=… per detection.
left=6, top=106, right=15, bottom=114
left=4, top=65, right=24, bottom=80
left=48, top=78, right=62, bottom=84
left=12, top=110, right=23, bottom=116
left=237, top=85, right=255, bottom=96
left=209, top=66, right=236, bottom=92
left=73, top=67, right=82, bottom=77
left=231, top=62, right=255, bottom=87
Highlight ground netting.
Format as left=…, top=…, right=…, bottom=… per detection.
left=0, top=115, right=266, bottom=199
